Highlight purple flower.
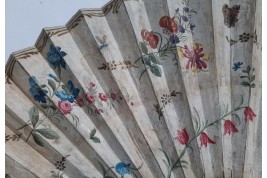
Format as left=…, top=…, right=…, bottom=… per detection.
left=190, top=23, right=196, bottom=30
left=169, top=35, right=180, bottom=44
left=181, top=16, right=188, bottom=22
left=178, top=25, right=185, bottom=33
left=183, top=7, right=189, bottom=12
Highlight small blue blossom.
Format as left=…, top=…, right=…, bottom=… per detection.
left=169, top=35, right=180, bottom=44
left=181, top=15, right=188, bottom=22
left=29, top=76, right=48, bottom=103
left=47, top=44, right=67, bottom=70
left=175, top=8, right=179, bottom=13
left=178, top=25, right=185, bottom=33
left=183, top=7, right=189, bottom=12
left=189, top=23, right=196, bottom=30
left=48, top=73, right=60, bottom=82
left=232, top=62, right=243, bottom=71
left=115, top=162, right=130, bottom=178
left=54, top=80, right=80, bottom=103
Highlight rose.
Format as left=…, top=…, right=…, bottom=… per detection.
left=159, top=16, right=178, bottom=33
left=74, top=96, right=84, bottom=107
left=141, top=29, right=151, bottom=41
left=58, top=101, right=72, bottom=115
left=175, top=128, right=189, bottom=145
left=85, top=93, right=95, bottom=104
left=110, top=92, right=116, bottom=100
left=88, top=82, right=96, bottom=88
left=99, top=93, right=108, bottom=102
left=141, top=29, right=159, bottom=49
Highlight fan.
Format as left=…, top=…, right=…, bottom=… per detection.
left=5, top=0, right=262, bottom=177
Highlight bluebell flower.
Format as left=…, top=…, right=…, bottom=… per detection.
left=189, top=23, right=196, bottom=30
left=232, top=62, right=243, bottom=71
left=169, top=35, right=180, bottom=44
left=115, top=162, right=130, bottom=178
left=47, top=44, right=67, bottom=70
left=183, top=7, right=189, bottom=12
left=29, top=76, right=48, bottom=103
left=181, top=15, right=188, bottom=22
left=178, top=25, right=185, bottom=33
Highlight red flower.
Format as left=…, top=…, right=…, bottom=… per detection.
left=175, top=128, right=189, bottom=145
left=85, top=93, right=95, bottom=104
left=95, top=109, right=103, bottom=115
left=99, top=93, right=108, bottom=102
left=74, top=96, right=84, bottom=107
left=88, top=82, right=96, bottom=88
left=200, top=132, right=215, bottom=147
left=183, top=45, right=207, bottom=71
left=159, top=16, right=178, bottom=33
left=110, top=92, right=116, bottom=100
left=141, top=29, right=159, bottom=49
left=224, top=120, right=238, bottom=135
left=58, top=101, right=72, bottom=115
left=244, top=107, right=256, bottom=123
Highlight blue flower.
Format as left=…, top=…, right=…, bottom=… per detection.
left=175, top=8, right=179, bottom=13
left=189, top=23, right=196, bottom=30
left=178, top=25, right=185, bottom=33
left=183, top=7, right=189, bottom=12
left=115, top=162, right=130, bottom=178
left=181, top=15, right=188, bottom=22
left=169, top=35, right=180, bottom=44
left=232, top=62, right=243, bottom=71
left=47, top=44, right=67, bottom=70
left=54, top=80, right=80, bottom=103
left=55, top=90, right=75, bottom=103
left=29, top=76, right=48, bottom=103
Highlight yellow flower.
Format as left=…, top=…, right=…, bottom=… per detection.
left=193, top=43, right=202, bottom=50
left=177, top=48, right=184, bottom=59
left=203, top=53, right=211, bottom=61
left=191, top=65, right=198, bottom=72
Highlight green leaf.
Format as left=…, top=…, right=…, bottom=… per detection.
left=139, top=42, right=148, bottom=54
left=90, top=128, right=96, bottom=138
left=48, top=79, right=56, bottom=92
left=240, top=81, right=250, bottom=87
left=35, top=128, right=60, bottom=139
left=142, top=56, right=152, bottom=67
left=40, top=84, right=47, bottom=88
left=149, top=55, right=161, bottom=65
left=29, top=106, right=39, bottom=127
left=49, top=104, right=57, bottom=110
left=91, top=136, right=100, bottom=143
left=251, top=75, right=256, bottom=82
left=150, top=64, right=162, bottom=77
left=32, top=132, right=45, bottom=147
left=40, top=104, right=48, bottom=109
left=159, top=149, right=171, bottom=166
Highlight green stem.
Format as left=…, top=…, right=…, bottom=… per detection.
left=166, top=105, right=246, bottom=177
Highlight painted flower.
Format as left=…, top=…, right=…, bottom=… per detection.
left=99, top=93, right=108, bottom=102
left=95, top=109, right=103, bottom=115
left=224, top=120, right=238, bottom=135
left=48, top=73, right=60, bottom=82
left=183, top=7, right=189, bottom=12
left=66, top=81, right=80, bottom=99
left=47, top=44, right=67, bottom=70
left=141, top=29, right=159, bottom=49
left=110, top=92, right=116, bottom=100
left=115, top=162, right=130, bottom=178
left=88, top=82, right=96, bottom=88
left=29, top=76, right=48, bottom=103
left=58, top=101, right=72, bottom=115
left=85, top=93, right=95, bottom=104
left=178, top=25, right=185, bottom=33
left=181, top=15, right=188, bottom=22
left=182, top=43, right=208, bottom=72
left=232, top=62, right=243, bottom=71
left=189, top=23, right=196, bottom=30
left=169, top=35, right=180, bottom=44
left=200, top=132, right=215, bottom=147
left=175, top=128, right=189, bottom=145
left=159, top=16, right=178, bottom=33
left=74, top=96, right=84, bottom=107
left=244, top=107, right=256, bottom=123
left=55, top=90, right=75, bottom=103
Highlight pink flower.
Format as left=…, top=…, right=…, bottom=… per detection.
left=58, top=101, right=72, bottom=115
left=74, top=96, right=84, bottom=107
left=99, top=93, right=108, bottom=102
left=88, top=82, right=96, bottom=88
left=200, top=132, right=215, bottom=147
left=85, top=93, right=95, bottom=104
left=183, top=44, right=207, bottom=71
left=175, top=128, right=189, bottom=145
left=244, top=107, right=256, bottom=123
left=110, top=92, right=116, bottom=100
left=224, top=120, right=238, bottom=135
left=95, top=109, right=103, bottom=115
